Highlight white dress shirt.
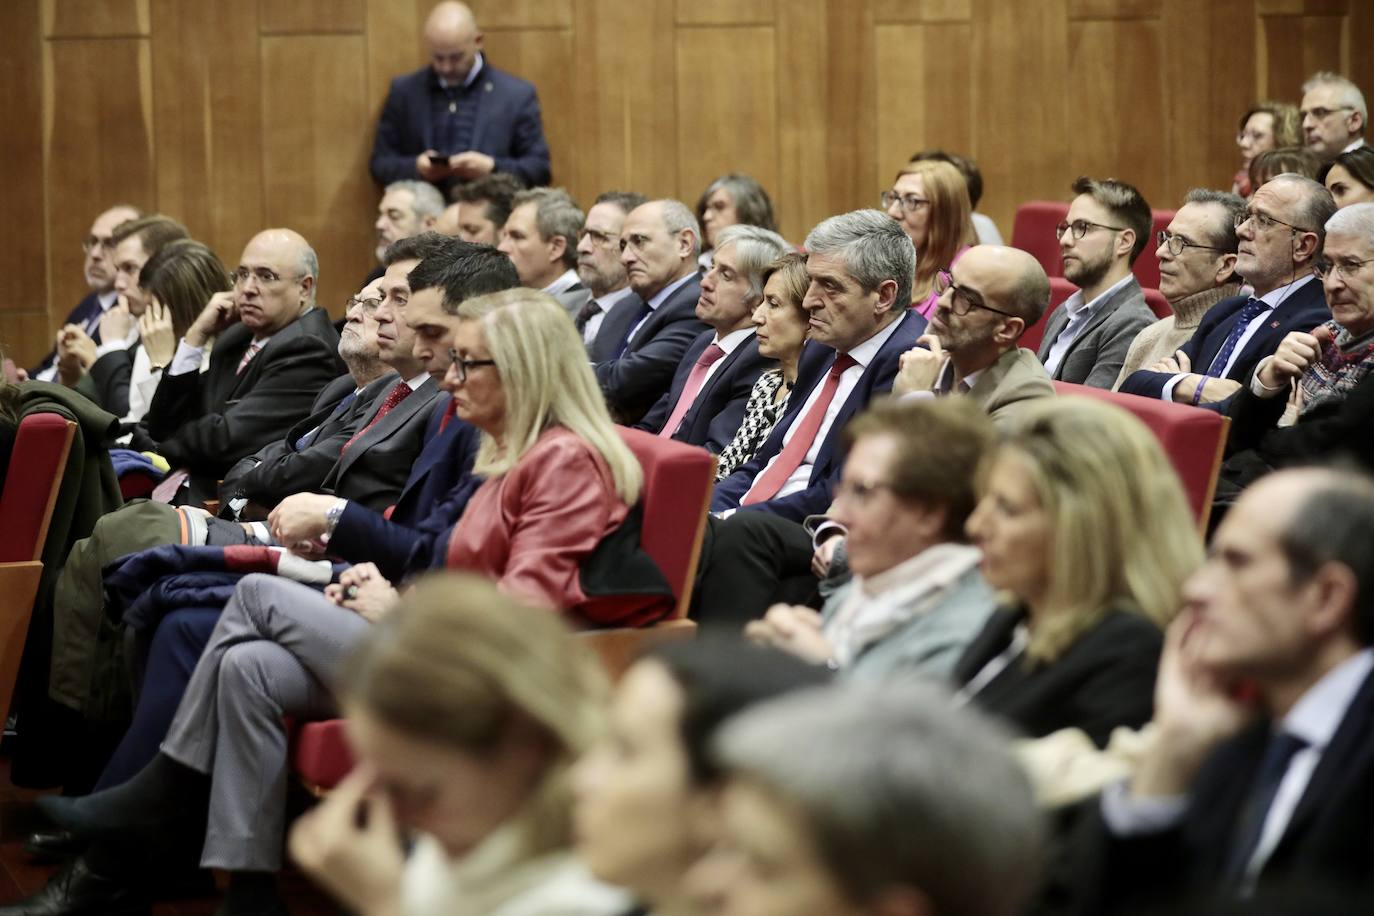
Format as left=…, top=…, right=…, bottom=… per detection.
left=1042, top=273, right=1136, bottom=376
left=625, top=271, right=696, bottom=345
left=694, top=326, right=755, bottom=391
left=541, top=268, right=581, bottom=298
left=582, top=287, right=634, bottom=347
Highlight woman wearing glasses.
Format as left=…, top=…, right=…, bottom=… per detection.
left=1231, top=101, right=1300, bottom=197
left=882, top=159, right=977, bottom=318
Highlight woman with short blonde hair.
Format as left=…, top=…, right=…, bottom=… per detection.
left=885, top=159, right=977, bottom=316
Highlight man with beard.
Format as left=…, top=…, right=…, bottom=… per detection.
left=1037, top=176, right=1156, bottom=388
left=574, top=190, right=644, bottom=348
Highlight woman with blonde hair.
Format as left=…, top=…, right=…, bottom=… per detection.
left=882, top=159, right=977, bottom=317
left=954, top=396, right=1202, bottom=748
left=290, top=572, right=630, bottom=916
left=1232, top=101, right=1302, bottom=197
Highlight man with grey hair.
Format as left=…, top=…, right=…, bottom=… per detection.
left=636, top=224, right=785, bottom=449
left=575, top=190, right=646, bottom=347
left=892, top=244, right=1056, bottom=427
left=1114, top=189, right=1245, bottom=387
left=1121, top=175, right=1332, bottom=408
left=693, top=683, right=1044, bottom=916
left=497, top=186, right=590, bottom=317
left=370, top=180, right=444, bottom=280
left=592, top=198, right=709, bottom=423
left=1301, top=71, right=1367, bottom=162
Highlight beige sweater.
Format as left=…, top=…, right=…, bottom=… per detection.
left=1112, top=283, right=1240, bottom=390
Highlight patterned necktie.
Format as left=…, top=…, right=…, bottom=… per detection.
left=340, top=381, right=412, bottom=456
left=235, top=340, right=264, bottom=375
left=1207, top=298, right=1270, bottom=377
left=741, top=354, right=858, bottom=505
left=659, top=343, right=727, bottom=438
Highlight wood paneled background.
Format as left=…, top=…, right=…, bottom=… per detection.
left=2, top=0, right=1370, bottom=366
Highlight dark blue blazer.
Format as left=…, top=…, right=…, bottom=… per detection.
left=369, top=63, right=551, bottom=188
left=327, top=399, right=482, bottom=582
left=712, top=309, right=926, bottom=523
left=29, top=291, right=104, bottom=375
left=1119, top=281, right=1330, bottom=403
left=634, top=330, right=774, bottom=453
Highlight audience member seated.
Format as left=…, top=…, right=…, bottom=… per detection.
left=27, top=204, right=142, bottom=382
left=574, top=190, right=646, bottom=348
left=497, top=186, right=589, bottom=316
left=954, top=397, right=1202, bottom=747
left=1080, top=469, right=1374, bottom=910
left=1115, top=190, right=1245, bottom=386
left=882, top=159, right=976, bottom=317
left=1038, top=176, right=1156, bottom=388
left=1219, top=203, right=1374, bottom=502
left=714, top=251, right=810, bottom=480
left=1300, top=70, right=1367, bottom=163
left=592, top=199, right=708, bottom=423
left=1324, top=145, right=1374, bottom=209
left=911, top=147, right=1004, bottom=244
left=694, top=172, right=779, bottom=270
left=571, top=637, right=831, bottom=916
left=1250, top=146, right=1321, bottom=189
left=1233, top=102, right=1301, bottom=197
left=691, top=683, right=1044, bottom=916
left=369, top=179, right=444, bottom=283
left=696, top=210, right=924, bottom=626
left=447, top=170, right=522, bottom=244
left=1121, top=175, right=1333, bottom=408
left=369, top=1, right=551, bottom=192
left=58, top=218, right=194, bottom=417
left=745, top=398, right=997, bottom=682
left=635, top=224, right=786, bottom=450
left=892, top=245, right=1056, bottom=425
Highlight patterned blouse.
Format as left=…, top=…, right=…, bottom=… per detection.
left=715, top=368, right=791, bottom=480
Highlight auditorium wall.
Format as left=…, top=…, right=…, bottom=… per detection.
left=1, top=0, right=1370, bottom=366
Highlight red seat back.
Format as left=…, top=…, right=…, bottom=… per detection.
left=1011, top=200, right=1069, bottom=280
left=1052, top=383, right=1228, bottom=531
left=0, top=413, right=76, bottom=563
left=1143, top=287, right=1172, bottom=320
left=1131, top=209, right=1175, bottom=292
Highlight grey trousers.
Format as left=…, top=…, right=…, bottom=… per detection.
left=160, top=573, right=372, bottom=871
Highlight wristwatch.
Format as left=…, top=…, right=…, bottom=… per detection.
left=323, top=498, right=348, bottom=541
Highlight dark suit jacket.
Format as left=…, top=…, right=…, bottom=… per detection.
left=74, top=341, right=138, bottom=420
left=1119, top=281, right=1330, bottom=402
left=593, top=274, right=708, bottom=424
left=952, top=606, right=1162, bottom=749
left=1038, top=278, right=1156, bottom=389
left=1081, top=664, right=1374, bottom=912
left=712, top=310, right=926, bottom=523
left=634, top=330, right=774, bottom=453
left=143, top=308, right=342, bottom=488
left=29, top=291, right=104, bottom=376
left=321, top=375, right=444, bottom=506
left=369, top=63, right=551, bottom=188
left=326, top=400, right=482, bottom=582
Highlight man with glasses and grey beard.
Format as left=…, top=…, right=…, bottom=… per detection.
left=1120, top=176, right=1332, bottom=408
left=1037, top=176, right=1156, bottom=388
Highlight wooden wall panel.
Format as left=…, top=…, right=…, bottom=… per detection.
left=675, top=0, right=775, bottom=26
left=261, top=34, right=376, bottom=314
left=0, top=0, right=46, bottom=366
left=470, top=0, right=573, bottom=29
left=43, top=0, right=148, bottom=38
left=260, top=0, right=366, bottom=35
left=874, top=22, right=975, bottom=186
left=774, top=0, right=829, bottom=243
left=825, top=0, right=878, bottom=215
left=481, top=28, right=577, bottom=193
left=1259, top=14, right=1347, bottom=101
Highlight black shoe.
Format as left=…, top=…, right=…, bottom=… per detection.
left=21, top=828, right=85, bottom=864
left=0, top=856, right=149, bottom=915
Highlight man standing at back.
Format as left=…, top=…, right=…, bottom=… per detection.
left=1037, top=176, right=1156, bottom=388
left=369, top=1, right=551, bottom=193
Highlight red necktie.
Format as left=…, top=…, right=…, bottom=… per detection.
left=741, top=354, right=857, bottom=505
left=340, top=381, right=411, bottom=456
left=235, top=341, right=263, bottom=375
left=659, top=343, right=727, bottom=438
left=438, top=398, right=457, bottom=433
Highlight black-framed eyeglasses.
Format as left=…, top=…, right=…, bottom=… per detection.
left=1156, top=231, right=1226, bottom=258
left=934, top=270, right=1018, bottom=319
left=577, top=227, right=617, bottom=247
left=1055, top=219, right=1126, bottom=241
left=1234, top=210, right=1312, bottom=235
left=231, top=266, right=289, bottom=286
left=447, top=347, right=497, bottom=383
left=1300, top=105, right=1355, bottom=121
left=346, top=295, right=382, bottom=312
left=1313, top=257, right=1374, bottom=282
left=82, top=235, right=114, bottom=254
left=880, top=190, right=930, bottom=213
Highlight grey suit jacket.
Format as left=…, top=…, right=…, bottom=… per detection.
left=550, top=281, right=592, bottom=320
left=1036, top=277, right=1155, bottom=389
left=320, top=375, right=443, bottom=510
left=969, top=347, right=1057, bottom=427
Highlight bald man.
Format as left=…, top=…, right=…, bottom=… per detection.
left=136, top=228, right=343, bottom=505
left=893, top=245, right=1056, bottom=427
left=369, top=1, right=551, bottom=191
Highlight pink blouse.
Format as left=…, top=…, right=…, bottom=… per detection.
left=912, top=245, right=972, bottom=319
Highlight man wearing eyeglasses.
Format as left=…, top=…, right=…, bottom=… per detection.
left=23, top=204, right=142, bottom=382
left=1300, top=71, right=1367, bottom=163
left=1121, top=177, right=1333, bottom=409
left=574, top=191, right=645, bottom=348
left=1037, top=176, right=1156, bottom=389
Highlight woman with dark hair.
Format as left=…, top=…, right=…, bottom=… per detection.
left=1232, top=102, right=1302, bottom=196
left=694, top=174, right=778, bottom=269
left=1324, top=146, right=1374, bottom=209
left=571, top=636, right=830, bottom=916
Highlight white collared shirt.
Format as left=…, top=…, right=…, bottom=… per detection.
left=625, top=270, right=697, bottom=344
left=541, top=268, right=581, bottom=298
left=1343, top=137, right=1367, bottom=154
left=582, top=287, right=634, bottom=346
left=436, top=52, right=485, bottom=91
left=34, top=290, right=119, bottom=383
left=1161, top=274, right=1317, bottom=402
left=170, top=329, right=279, bottom=377
left=900, top=357, right=985, bottom=404
left=1042, top=273, right=1136, bottom=376
left=696, top=327, right=755, bottom=391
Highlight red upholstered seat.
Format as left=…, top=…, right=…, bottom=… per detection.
left=1131, top=209, right=1176, bottom=292
left=291, top=428, right=715, bottom=792
left=1052, top=383, right=1229, bottom=531
left=1143, top=287, right=1171, bottom=320
left=1011, top=200, right=1069, bottom=280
